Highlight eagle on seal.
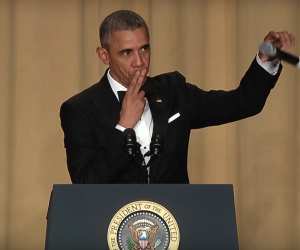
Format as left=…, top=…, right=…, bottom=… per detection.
left=128, top=223, right=159, bottom=250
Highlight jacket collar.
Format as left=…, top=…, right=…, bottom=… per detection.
left=91, top=70, right=121, bottom=127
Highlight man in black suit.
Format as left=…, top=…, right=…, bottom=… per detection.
left=60, top=10, right=294, bottom=184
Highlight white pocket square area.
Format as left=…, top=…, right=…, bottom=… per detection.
left=168, top=112, right=181, bottom=123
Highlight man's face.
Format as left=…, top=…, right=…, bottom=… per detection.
left=98, top=27, right=150, bottom=87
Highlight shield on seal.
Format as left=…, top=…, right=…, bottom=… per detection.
left=138, top=230, right=149, bottom=249
left=139, top=239, right=149, bottom=249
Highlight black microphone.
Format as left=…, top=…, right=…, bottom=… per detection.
left=150, top=133, right=162, bottom=157
left=124, top=128, right=145, bottom=167
left=259, top=42, right=300, bottom=68
left=144, top=133, right=162, bottom=159
left=124, top=128, right=137, bottom=156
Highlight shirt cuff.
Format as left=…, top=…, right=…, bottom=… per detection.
left=256, top=53, right=280, bottom=76
left=115, top=124, right=126, bottom=132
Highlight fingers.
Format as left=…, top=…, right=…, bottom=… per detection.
left=277, top=31, right=291, bottom=49
left=127, top=70, right=140, bottom=95
left=118, top=72, right=146, bottom=128
left=137, top=90, right=145, bottom=100
left=264, top=31, right=279, bottom=43
left=281, top=32, right=295, bottom=50
left=264, top=31, right=295, bottom=51
left=124, top=68, right=147, bottom=109
left=132, top=69, right=147, bottom=95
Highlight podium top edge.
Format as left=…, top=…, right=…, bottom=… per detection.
left=51, top=183, right=234, bottom=191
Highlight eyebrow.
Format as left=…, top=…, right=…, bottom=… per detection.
left=118, top=43, right=150, bottom=54
left=119, top=48, right=133, bottom=54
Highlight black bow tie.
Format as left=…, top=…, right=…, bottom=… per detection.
left=117, top=91, right=126, bottom=103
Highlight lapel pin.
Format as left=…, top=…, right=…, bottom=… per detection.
left=155, top=99, right=162, bottom=103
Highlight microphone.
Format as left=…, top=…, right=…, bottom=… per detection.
left=124, top=128, right=145, bottom=167
left=150, top=134, right=162, bottom=157
left=259, top=42, right=300, bottom=68
left=143, top=134, right=162, bottom=158
left=144, top=133, right=162, bottom=158
left=124, top=128, right=137, bottom=156
left=144, top=133, right=162, bottom=184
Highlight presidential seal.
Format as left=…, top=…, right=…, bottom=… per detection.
left=107, top=200, right=180, bottom=250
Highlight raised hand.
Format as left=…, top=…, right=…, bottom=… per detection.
left=259, top=31, right=295, bottom=61
left=118, top=69, right=147, bottom=128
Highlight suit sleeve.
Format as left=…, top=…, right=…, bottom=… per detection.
left=182, top=58, right=282, bottom=129
left=60, top=102, right=145, bottom=183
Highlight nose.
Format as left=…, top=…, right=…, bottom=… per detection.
left=133, top=52, right=143, bottom=68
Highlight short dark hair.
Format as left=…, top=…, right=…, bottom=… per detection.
left=99, top=10, right=149, bottom=48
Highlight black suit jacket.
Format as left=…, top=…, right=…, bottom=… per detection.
left=60, top=59, right=281, bottom=183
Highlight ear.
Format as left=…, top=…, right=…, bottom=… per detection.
left=96, top=47, right=110, bottom=65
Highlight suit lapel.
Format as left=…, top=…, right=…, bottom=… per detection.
left=146, top=77, right=169, bottom=151
left=91, top=71, right=121, bottom=127
left=146, top=78, right=170, bottom=181
left=148, top=96, right=168, bottom=142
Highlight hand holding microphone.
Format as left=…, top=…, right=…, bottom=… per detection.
left=258, top=31, right=298, bottom=67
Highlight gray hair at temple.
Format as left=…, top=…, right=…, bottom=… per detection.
left=99, top=10, right=149, bottom=49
